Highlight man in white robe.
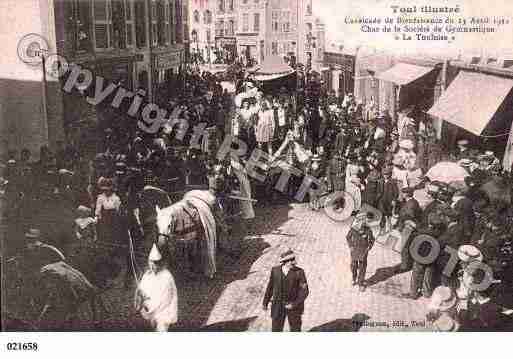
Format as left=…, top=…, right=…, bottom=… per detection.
left=135, top=244, right=178, bottom=331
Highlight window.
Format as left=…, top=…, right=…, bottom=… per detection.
left=242, top=0, right=248, bottom=4
left=228, top=0, right=234, bottom=11
left=193, top=10, right=200, bottom=23
left=124, top=0, right=134, bottom=47
left=175, top=0, right=182, bottom=43
left=282, top=11, right=290, bottom=32
left=191, top=29, right=198, bottom=43
left=158, top=1, right=170, bottom=46
left=306, top=1, right=312, bottom=15
left=170, top=0, right=176, bottom=44
left=253, top=13, right=259, bottom=32
left=69, top=0, right=92, bottom=53
left=206, top=29, right=211, bottom=43
left=242, top=13, right=249, bottom=32
left=218, top=0, right=225, bottom=13
left=272, top=11, right=279, bottom=32
left=216, top=20, right=224, bottom=37
left=224, top=21, right=230, bottom=36
left=135, top=0, right=146, bottom=47
left=94, top=0, right=112, bottom=49
left=271, top=42, right=278, bottom=55
left=228, top=19, right=235, bottom=36
left=204, top=10, right=212, bottom=24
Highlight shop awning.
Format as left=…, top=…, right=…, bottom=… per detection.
left=253, top=72, right=295, bottom=81
left=375, top=63, right=435, bottom=85
left=249, top=56, right=294, bottom=75
left=428, top=71, right=513, bottom=136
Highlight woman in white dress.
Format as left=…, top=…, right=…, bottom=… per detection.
left=237, top=99, right=258, bottom=149
left=345, top=154, right=362, bottom=214
left=255, top=99, right=275, bottom=155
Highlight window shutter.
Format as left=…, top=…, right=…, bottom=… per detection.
left=95, top=23, right=109, bottom=48
left=94, top=0, right=107, bottom=19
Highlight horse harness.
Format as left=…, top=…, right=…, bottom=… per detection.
left=158, top=200, right=202, bottom=242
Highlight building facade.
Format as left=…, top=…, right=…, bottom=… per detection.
left=265, top=0, right=324, bottom=70
left=1, top=0, right=65, bottom=159
left=322, top=44, right=356, bottom=98
left=233, top=0, right=265, bottom=65
left=189, top=0, right=216, bottom=64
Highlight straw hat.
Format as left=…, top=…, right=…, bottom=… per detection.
left=433, top=313, right=460, bottom=332
left=98, top=177, right=113, bottom=191
left=458, top=158, right=473, bottom=167
left=76, top=205, right=92, bottom=217
left=399, top=139, right=414, bottom=150
left=280, top=249, right=296, bottom=263
left=458, top=245, right=483, bottom=263
left=429, top=286, right=457, bottom=311
left=25, top=228, right=42, bottom=240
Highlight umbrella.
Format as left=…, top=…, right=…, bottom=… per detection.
left=425, top=162, right=470, bottom=184
left=481, top=176, right=512, bottom=204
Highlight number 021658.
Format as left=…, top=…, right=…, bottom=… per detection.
left=6, top=342, right=38, bottom=351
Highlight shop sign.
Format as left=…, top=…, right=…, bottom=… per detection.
left=155, top=50, right=183, bottom=70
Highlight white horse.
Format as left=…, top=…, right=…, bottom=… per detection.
left=154, top=190, right=219, bottom=279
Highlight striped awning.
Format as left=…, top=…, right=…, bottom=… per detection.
left=428, top=71, right=513, bottom=136
left=376, top=63, right=435, bottom=85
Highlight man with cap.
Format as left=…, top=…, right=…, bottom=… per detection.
left=135, top=244, right=178, bottom=332
left=420, top=182, right=450, bottom=228
left=452, top=139, right=471, bottom=161
left=435, top=209, right=466, bottom=288
left=397, top=187, right=422, bottom=231
left=476, top=215, right=509, bottom=273
left=263, top=249, right=309, bottom=331
left=378, top=166, right=399, bottom=235
left=346, top=212, right=376, bottom=292
left=403, top=213, right=446, bottom=299
left=21, top=228, right=67, bottom=300
left=450, top=183, right=475, bottom=241
left=478, top=150, right=501, bottom=176
left=22, top=228, right=66, bottom=271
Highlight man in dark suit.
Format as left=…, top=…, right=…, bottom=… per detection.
left=378, top=167, right=399, bottom=235
left=262, top=249, right=309, bottom=332
left=435, top=209, right=465, bottom=288
left=347, top=212, right=375, bottom=292
left=397, top=187, right=422, bottom=230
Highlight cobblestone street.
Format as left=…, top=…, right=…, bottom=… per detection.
left=106, top=203, right=433, bottom=331
left=192, top=203, right=432, bottom=332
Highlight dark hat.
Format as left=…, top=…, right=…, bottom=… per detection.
left=382, top=166, right=393, bottom=176
left=488, top=215, right=504, bottom=227
left=401, top=187, right=415, bottom=196
left=98, top=177, right=113, bottom=190
left=444, top=208, right=459, bottom=221
left=428, top=213, right=444, bottom=226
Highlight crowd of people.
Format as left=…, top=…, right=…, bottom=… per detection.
left=1, top=62, right=513, bottom=330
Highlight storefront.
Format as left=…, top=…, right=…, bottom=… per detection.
left=236, top=36, right=259, bottom=65
left=323, top=52, right=355, bottom=98
left=215, top=37, right=237, bottom=64
left=428, top=69, right=513, bottom=168
left=62, top=55, right=136, bottom=155
left=153, top=49, right=184, bottom=102
left=375, top=61, right=441, bottom=123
